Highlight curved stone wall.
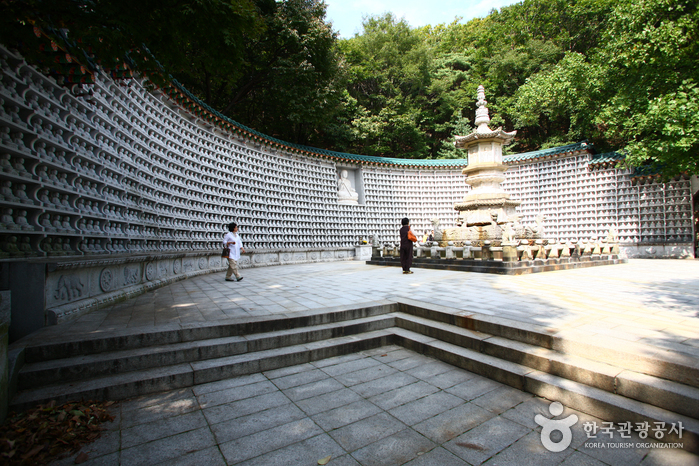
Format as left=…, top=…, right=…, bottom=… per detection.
left=0, top=45, right=695, bottom=338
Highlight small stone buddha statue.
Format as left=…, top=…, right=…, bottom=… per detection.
left=12, top=156, right=31, bottom=178
left=2, top=209, right=20, bottom=230
left=61, top=194, right=73, bottom=211
left=1, top=236, right=22, bottom=256
left=14, top=184, right=33, bottom=204
left=62, top=238, right=75, bottom=254
left=49, top=238, right=65, bottom=256
left=1, top=181, right=20, bottom=202
left=0, top=153, right=17, bottom=174
left=19, top=236, right=34, bottom=256
left=40, top=213, right=57, bottom=232
left=62, top=216, right=75, bottom=232
left=15, top=210, right=33, bottom=231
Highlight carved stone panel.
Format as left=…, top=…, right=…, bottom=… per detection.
left=99, top=268, right=114, bottom=292
left=124, top=266, right=140, bottom=286
left=182, top=259, right=193, bottom=273
left=145, top=262, right=156, bottom=281
left=53, top=274, right=86, bottom=302
left=209, top=257, right=222, bottom=268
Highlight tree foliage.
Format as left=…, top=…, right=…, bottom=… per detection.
left=2, top=0, right=698, bottom=175
left=175, top=0, right=343, bottom=146
left=594, top=0, right=699, bottom=178
left=0, top=0, right=264, bottom=85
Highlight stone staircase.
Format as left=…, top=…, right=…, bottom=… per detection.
left=9, top=299, right=699, bottom=453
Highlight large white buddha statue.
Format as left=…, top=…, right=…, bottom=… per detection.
left=337, top=170, right=359, bottom=205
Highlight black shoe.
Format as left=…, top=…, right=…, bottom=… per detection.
left=225, top=278, right=235, bottom=281
left=237, top=276, right=244, bottom=282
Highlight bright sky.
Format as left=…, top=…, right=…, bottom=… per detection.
left=324, top=0, right=521, bottom=38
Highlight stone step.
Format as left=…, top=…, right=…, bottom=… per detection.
left=394, top=313, right=699, bottom=420
left=17, top=315, right=395, bottom=389
left=10, top=329, right=393, bottom=412
left=397, top=298, right=699, bottom=390
left=392, top=327, right=699, bottom=454
left=19, top=301, right=396, bottom=362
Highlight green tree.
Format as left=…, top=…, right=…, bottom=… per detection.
left=595, top=0, right=699, bottom=177
left=0, top=0, right=264, bottom=86
left=338, top=13, right=432, bottom=157
left=511, top=52, right=601, bottom=150
left=176, top=0, right=342, bottom=146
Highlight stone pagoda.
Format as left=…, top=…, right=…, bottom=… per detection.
left=454, top=85, right=519, bottom=228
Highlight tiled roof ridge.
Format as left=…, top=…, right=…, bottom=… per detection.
left=164, top=79, right=593, bottom=169
left=502, top=141, right=593, bottom=164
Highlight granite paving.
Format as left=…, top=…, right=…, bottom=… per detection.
left=31, top=258, right=699, bottom=465
left=50, top=346, right=699, bottom=466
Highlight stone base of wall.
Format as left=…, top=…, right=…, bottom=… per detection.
left=620, top=243, right=695, bottom=259
left=0, top=291, right=10, bottom=422
left=4, top=248, right=357, bottom=339
left=45, top=248, right=356, bottom=325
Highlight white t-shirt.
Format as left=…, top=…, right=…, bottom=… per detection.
left=223, top=232, right=243, bottom=260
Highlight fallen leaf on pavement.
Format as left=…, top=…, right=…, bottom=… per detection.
left=456, top=442, right=486, bottom=451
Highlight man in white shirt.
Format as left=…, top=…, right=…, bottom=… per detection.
left=223, top=222, right=245, bottom=282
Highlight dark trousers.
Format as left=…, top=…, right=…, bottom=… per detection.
left=400, top=244, right=413, bottom=271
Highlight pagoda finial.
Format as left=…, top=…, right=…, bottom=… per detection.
left=474, top=85, right=491, bottom=133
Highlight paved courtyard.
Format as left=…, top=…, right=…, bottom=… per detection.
left=45, top=259, right=699, bottom=358
left=36, top=259, right=699, bottom=465
left=50, top=345, right=696, bottom=466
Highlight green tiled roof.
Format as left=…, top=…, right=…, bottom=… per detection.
left=503, top=142, right=592, bottom=163
left=590, top=152, right=625, bottom=166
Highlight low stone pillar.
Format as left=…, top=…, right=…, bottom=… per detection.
left=445, top=241, right=455, bottom=259
left=355, top=245, right=372, bottom=261
left=430, top=242, right=440, bottom=259
left=502, top=244, right=517, bottom=262
left=533, top=240, right=545, bottom=260
left=463, top=241, right=473, bottom=259
left=481, top=241, right=492, bottom=261
left=592, top=242, right=601, bottom=256
left=547, top=243, right=560, bottom=259
left=560, top=242, right=571, bottom=258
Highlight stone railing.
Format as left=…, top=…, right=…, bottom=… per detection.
left=372, top=238, right=627, bottom=274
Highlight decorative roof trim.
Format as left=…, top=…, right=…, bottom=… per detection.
left=503, top=142, right=592, bottom=164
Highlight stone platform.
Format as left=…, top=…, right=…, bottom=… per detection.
left=366, top=254, right=628, bottom=275
left=6, top=259, right=699, bottom=465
